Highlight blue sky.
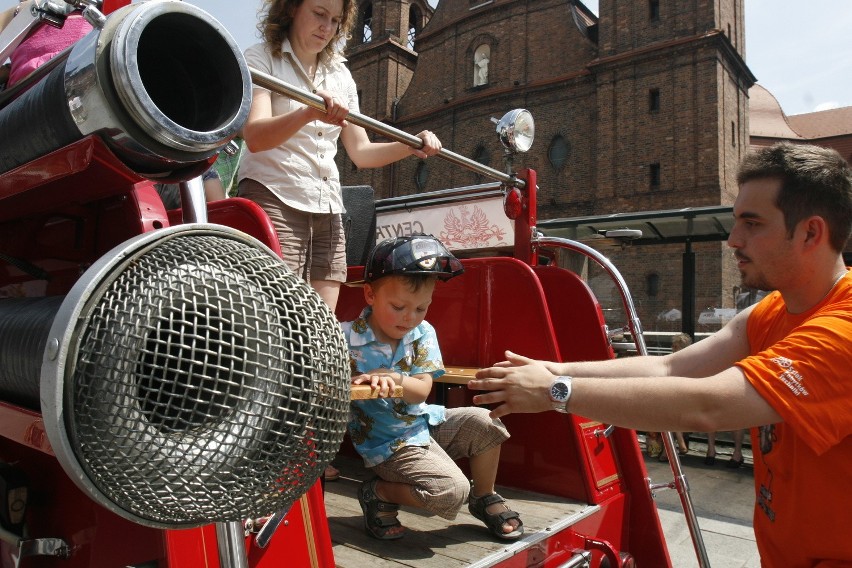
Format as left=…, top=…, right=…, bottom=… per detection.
left=3, top=0, right=850, bottom=116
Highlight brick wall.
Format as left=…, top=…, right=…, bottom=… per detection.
left=340, top=0, right=752, bottom=332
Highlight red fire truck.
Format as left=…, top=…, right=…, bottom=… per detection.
left=0, top=1, right=710, bottom=566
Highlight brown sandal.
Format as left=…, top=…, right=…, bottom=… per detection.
left=358, top=478, right=405, bottom=540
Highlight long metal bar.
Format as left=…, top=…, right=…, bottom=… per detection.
left=376, top=181, right=503, bottom=210
left=215, top=522, right=249, bottom=568
left=178, top=175, right=208, bottom=223
left=248, top=67, right=525, bottom=189
left=0, top=0, right=41, bottom=63
left=535, top=234, right=712, bottom=568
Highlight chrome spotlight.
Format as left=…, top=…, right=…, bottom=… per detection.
left=493, top=109, right=535, bottom=153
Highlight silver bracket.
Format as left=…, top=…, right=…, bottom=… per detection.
left=19, top=537, right=72, bottom=559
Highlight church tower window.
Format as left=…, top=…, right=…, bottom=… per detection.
left=548, top=135, right=570, bottom=170
left=408, top=5, right=421, bottom=50
left=361, top=2, right=373, bottom=43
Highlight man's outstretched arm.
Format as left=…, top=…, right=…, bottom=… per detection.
left=468, top=350, right=779, bottom=432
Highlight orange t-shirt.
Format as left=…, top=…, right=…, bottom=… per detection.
left=735, top=272, right=852, bottom=567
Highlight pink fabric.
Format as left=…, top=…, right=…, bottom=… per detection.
left=7, top=14, right=92, bottom=87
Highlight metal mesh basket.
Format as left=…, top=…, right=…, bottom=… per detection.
left=43, top=227, right=349, bottom=528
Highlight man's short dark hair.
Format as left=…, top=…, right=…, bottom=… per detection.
left=736, top=142, right=852, bottom=252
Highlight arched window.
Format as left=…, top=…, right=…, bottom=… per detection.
left=474, top=144, right=491, bottom=168
left=414, top=162, right=429, bottom=192
left=473, top=44, right=490, bottom=87
left=646, top=272, right=660, bottom=297
left=407, top=5, right=421, bottom=50
left=472, top=144, right=491, bottom=182
left=361, top=3, right=373, bottom=43
left=548, top=135, right=570, bottom=169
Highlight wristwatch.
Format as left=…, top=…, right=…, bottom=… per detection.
left=549, top=376, right=573, bottom=413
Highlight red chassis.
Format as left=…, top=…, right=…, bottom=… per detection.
left=0, top=135, right=674, bottom=567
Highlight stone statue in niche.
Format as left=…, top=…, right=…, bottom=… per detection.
left=474, top=46, right=490, bottom=86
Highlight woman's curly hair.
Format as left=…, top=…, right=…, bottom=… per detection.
left=259, top=0, right=358, bottom=60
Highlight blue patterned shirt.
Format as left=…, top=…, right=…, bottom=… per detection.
left=342, top=306, right=447, bottom=467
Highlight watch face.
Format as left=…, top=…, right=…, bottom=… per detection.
left=551, top=381, right=569, bottom=402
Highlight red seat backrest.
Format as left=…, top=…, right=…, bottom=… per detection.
left=534, top=265, right=615, bottom=362
left=168, top=197, right=282, bottom=258
left=336, top=258, right=563, bottom=366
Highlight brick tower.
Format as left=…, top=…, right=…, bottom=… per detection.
left=342, top=0, right=434, bottom=195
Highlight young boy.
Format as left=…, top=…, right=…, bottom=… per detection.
left=342, top=234, right=523, bottom=541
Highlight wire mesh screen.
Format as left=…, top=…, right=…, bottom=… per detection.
left=63, top=232, right=349, bottom=527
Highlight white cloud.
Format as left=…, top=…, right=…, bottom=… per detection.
left=813, top=102, right=841, bottom=113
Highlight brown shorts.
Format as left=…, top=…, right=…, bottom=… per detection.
left=238, top=178, right=347, bottom=282
left=370, top=407, right=510, bottom=519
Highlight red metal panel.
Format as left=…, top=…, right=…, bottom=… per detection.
left=102, top=0, right=131, bottom=13
left=421, top=257, right=562, bottom=365
left=0, top=412, right=169, bottom=567
left=165, top=525, right=219, bottom=567
left=0, top=402, right=52, bottom=455
left=577, top=418, right=623, bottom=503
left=0, top=138, right=141, bottom=222
left=610, top=427, right=673, bottom=567
left=533, top=265, right=615, bottom=362
left=245, top=483, right=336, bottom=568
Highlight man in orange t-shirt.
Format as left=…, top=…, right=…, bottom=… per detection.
left=736, top=277, right=852, bottom=565
left=469, top=142, right=852, bottom=567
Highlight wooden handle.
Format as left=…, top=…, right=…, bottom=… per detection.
left=433, top=366, right=479, bottom=385
left=350, top=384, right=405, bottom=400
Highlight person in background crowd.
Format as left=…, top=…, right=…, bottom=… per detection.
left=468, top=142, right=852, bottom=567
left=705, top=305, right=748, bottom=467
left=704, top=428, right=745, bottom=468
left=654, top=332, right=692, bottom=462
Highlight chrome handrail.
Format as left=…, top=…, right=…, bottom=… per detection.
left=248, top=68, right=525, bottom=189
left=534, top=235, right=711, bottom=568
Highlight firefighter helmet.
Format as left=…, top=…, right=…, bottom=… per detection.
left=364, top=234, right=464, bottom=282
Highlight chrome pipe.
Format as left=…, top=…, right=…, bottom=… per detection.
left=216, top=522, right=249, bottom=568
left=179, top=175, right=208, bottom=223
left=0, top=0, right=251, bottom=177
left=248, top=67, right=525, bottom=189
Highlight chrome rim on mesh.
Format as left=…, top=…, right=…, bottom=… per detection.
left=41, top=225, right=349, bottom=528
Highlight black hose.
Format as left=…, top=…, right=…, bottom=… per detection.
left=0, top=297, right=63, bottom=409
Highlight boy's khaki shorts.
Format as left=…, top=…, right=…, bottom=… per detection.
left=370, top=407, right=510, bottom=519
